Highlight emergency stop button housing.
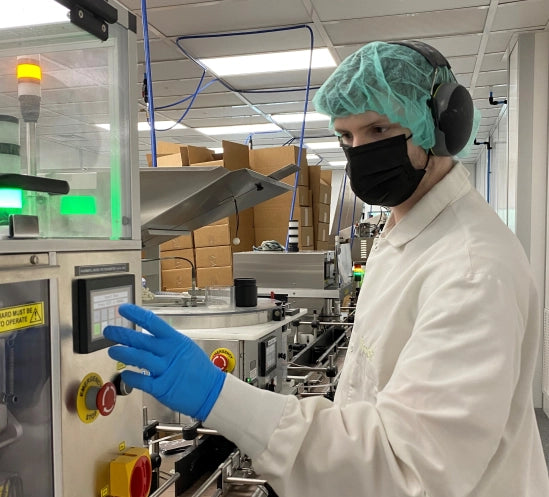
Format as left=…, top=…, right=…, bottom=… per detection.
left=110, top=447, right=152, bottom=497
left=209, top=347, right=236, bottom=373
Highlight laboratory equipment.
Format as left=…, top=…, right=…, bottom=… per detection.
left=0, top=2, right=146, bottom=496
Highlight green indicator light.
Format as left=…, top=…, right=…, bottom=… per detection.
left=60, top=195, right=97, bottom=215
left=0, top=188, right=23, bottom=209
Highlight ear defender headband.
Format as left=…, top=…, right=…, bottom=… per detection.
left=391, top=40, right=474, bottom=156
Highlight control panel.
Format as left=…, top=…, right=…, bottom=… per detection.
left=73, top=274, right=135, bottom=353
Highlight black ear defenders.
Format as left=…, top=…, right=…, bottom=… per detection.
left=391, top=40, right=474, bottom=156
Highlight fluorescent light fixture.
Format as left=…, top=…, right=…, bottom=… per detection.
left=271, top=112, right=330, bottom=124
left=306, top=154, right=320, bottom=161
left=329, top=161, right=348, bottom=167
left=199, top=48, right=336, bottom=76
left=306, top=141, right=341, bottom=150
left=138, top=121, right=186, bottom=131
left=0, top=189, right=22, bottom=208
left=96, top=121, right=186, bottom=131
left=197, top=123, right=281, bottom=136
left=1, top=0, right=68, bottom=29
left=209, top=148, right=224, bottom=154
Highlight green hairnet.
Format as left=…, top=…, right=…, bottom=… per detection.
left=313, top=41, right=480, bottom=157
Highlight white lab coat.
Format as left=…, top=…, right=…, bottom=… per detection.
left=206, top=162, right=549, bottom=497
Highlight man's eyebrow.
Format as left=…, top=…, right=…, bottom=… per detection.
left=334, top=120, right=392, bottom=134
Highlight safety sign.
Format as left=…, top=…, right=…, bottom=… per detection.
left=0, top=301, right=45, bottom=333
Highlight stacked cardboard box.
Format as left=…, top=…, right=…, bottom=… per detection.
left=159, top=234, right=194, bottom=291
left=152, top=141, right=334, bottom=291
left=309, top=166, right=334, bottom=250
left=146, top=142, right=224, bottom=167
left=193, top=218, right=233, bottom=287
left=250, top=146, right=314, bottom=249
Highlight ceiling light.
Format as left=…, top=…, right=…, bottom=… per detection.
left=271, top=112, right=329, bottom=124
left=0, top=0, right=68, bottom=29
left=96, top=121, right=186, bottom=131
left=197, top=123, right=281, bottom=136
left=138, top=121, right=186, bottom=131
left=306, top=141, right=340, bottom=150
left=199, top=48, right=336, bottom=77
left=306, top=154, right=320, bottom=161
left=329, top=161, right=348, bottom=167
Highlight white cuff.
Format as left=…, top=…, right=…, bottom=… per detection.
left=204, top=374, right=290, bottom=458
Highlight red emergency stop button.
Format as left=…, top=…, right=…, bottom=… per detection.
left=212, top=353, right=228, bottom=371
left=209, top=348, right=236, bottom=373
left=97, top=382, right=117, bottom=416
left=84, top=381, right=116, bottom=416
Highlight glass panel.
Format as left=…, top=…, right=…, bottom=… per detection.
left=0, top=6, right=133, bottom=240
left=0, top=280, right=52, bottom=497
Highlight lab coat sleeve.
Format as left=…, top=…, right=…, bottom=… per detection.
left=205, top=270, right=528, bottom=497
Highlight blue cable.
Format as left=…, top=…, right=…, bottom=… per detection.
left=244, top=130, right=285, bottom=145
left=336, top=174, right=347, bottom=235
left=155, top=78, right=219, bottom=110
left=174, top=25, right=316, bottom=250
left=138, top=22, right=318, bottom=250
left=350, top=194, right=357, bottom=249
left=140, top=0, right=157, bottom=166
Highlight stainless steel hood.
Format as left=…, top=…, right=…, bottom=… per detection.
left=140, top=165, right=295, bottom=247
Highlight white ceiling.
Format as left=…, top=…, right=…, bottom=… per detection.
left=113, top=0, right=549, bottom=168
left=2, top=1, right=547, bottom=170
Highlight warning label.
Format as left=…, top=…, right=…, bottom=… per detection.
left=0, top=302, right=45, bottom=334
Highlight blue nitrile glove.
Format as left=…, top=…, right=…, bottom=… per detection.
left=104, top=303, right=226, bottom=421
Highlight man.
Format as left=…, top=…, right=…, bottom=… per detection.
left=105, top=41, right=549, bottom=496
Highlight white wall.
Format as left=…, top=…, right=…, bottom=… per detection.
left=475, top=32, right=549, bottom=409
left=507, top=32, right=548, bottom=409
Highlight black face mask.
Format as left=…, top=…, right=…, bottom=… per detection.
left=343, top=134, right=426, bottom=207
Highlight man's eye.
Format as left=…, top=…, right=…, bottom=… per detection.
left=338, top=133, right=352, bottom=146
left=374, top=126, right=389, bottom=134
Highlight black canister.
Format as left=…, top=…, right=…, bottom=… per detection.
left=234, top=278, right=257, bottom=307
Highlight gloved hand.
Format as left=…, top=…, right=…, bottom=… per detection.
left=104, top=303, right=226, bottom=421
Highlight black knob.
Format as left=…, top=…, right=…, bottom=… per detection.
left=113, top=374, right=133, bottom=396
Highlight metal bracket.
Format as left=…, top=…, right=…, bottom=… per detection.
left=54, top=0, right=118, bottom=41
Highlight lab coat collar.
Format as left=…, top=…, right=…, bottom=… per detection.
left=381, top=162, right=472, bottom=247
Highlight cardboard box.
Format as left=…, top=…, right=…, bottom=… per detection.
left=193, top=223, right=231, bottom=248
left=221, top=140, right=250, bottom=172
left=154, top=151, right=188, bottom=167
left=197, top=266, right=233, bottom=287
left=253, top=203, right=312, bottom=231
left=190, top=160, right=224, bottom=167
left=195, top=245, right=233, bottom=268
left=249, top=145, right=308, bottom=187
left=300, top=226, right=314, bottom=247
left=314, top=203, right=330, bottom=225
left=318, top=183, right=331, bottom=205
left=316, top=239, right=335, bottom=251
left=160, top=234, right=193, bottom=251
left=159, top=249, right=194, bottom=270
left=165, top=287, right=191, bottom=293
left=190, top=140, right=250, bottom=171
left=229, top=208, right=255, bottom=253
left=254, top=225, right=313, bottom=249
left=188, top=145, right=216, bottom=165
left=316, top=222, right=331, bottom=242
left=309, top=166, right=332, bottom=205
left=146, top=142, right=217, bottom=167
left=161, top=268, right=192, bottom=291
left=157, top=141, right=185, bottom=155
